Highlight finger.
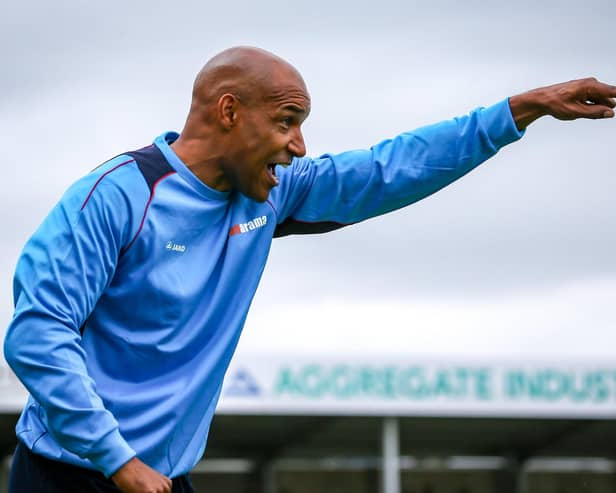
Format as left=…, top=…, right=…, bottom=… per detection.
left=562, top=101, right=612, bottom=120
left=578, top=80, right=616, bottom=106
left=597, top=97, right=616, bottom=108
left=585, top=92, right=616, bottom=108
left=594, top=83, right=616, bottom=99
left=579, top=103, right=614, bottom=119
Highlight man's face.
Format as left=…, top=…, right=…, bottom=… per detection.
left=223, top=71, right=310, bottom=202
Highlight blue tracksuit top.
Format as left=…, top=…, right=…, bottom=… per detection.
left=4, top=100, right=523, bottom=478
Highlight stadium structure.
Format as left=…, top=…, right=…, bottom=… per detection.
left=1, top=353, right=616, bottom=492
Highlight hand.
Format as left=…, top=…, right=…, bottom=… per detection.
left=111, top=457, right=172, bottom=493
left=509, top=77, right=616, bottom=130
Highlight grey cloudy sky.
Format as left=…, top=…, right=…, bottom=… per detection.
left=2, top=0, right=615, bottom=361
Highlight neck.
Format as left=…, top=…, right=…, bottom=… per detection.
left=170, top=133, right=231, bottom=192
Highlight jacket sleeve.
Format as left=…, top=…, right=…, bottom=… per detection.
left=4, top=165, right=142, bottom=477
left=271, top=99, right=524, bottom=237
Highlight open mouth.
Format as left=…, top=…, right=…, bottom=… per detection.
left=267, top=164, right=279, bottom=185
left=267, top=162, right=291, bottom=185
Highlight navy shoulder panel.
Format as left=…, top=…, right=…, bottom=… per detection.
left=274, top=219, right=348, bottom=238
left=126, top=145, right=175, bottom=192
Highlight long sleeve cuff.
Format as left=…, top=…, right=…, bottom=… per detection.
left=481, top=98, right=526, bottom=148
left=87, top=428, right=137, bottom=478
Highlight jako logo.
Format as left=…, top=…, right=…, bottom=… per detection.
left=166, top=241, right=186, bottom=252
left=229, top=215, right=268, bottom=237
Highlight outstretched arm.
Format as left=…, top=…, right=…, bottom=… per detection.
left=271, top=77, right=615, bottom=236
left=271, top=99, right=524, bottom=233
left=510, top=78, right=616, bottom=130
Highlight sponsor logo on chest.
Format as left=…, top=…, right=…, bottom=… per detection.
left=229, top=215, right=268, bottom=237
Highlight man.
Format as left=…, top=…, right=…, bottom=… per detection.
left=4, top=46, right=615, bottom=493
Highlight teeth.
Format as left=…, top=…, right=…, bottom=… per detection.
left=267, top=165, right=279, bottom=185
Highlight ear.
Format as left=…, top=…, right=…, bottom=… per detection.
left=217, top=93, right=240, bottom=129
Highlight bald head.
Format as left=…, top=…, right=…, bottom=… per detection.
left=172, top=47, right=310, bottom=201
left=191, top=46, right=307, bottom=109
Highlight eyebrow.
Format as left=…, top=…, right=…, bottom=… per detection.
left=280, top=103, right=307, bottom=114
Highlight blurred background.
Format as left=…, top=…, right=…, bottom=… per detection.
left=1, top=0, right=616, bottom=492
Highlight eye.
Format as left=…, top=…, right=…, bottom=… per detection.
left=280, top=116, right=294, bottom=130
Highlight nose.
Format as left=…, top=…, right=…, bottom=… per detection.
left=288, top=127, right=306, bottom=158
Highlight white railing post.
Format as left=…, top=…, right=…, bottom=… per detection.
left=382, top=417, right=400, bottom=493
